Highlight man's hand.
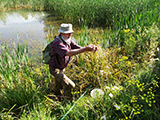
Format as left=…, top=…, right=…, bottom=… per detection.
left=86, top=44, right=98, bottom=52
left=66, top=44, right=98, bottom=57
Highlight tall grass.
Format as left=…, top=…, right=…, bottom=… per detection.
left=1, top=0, right=160, bottom=29
left=37, top=0, right=160, bottom=28
left=0, top=42, right=60, bottom=119
left=20, top=104, right=56, bottom=120
left=0, top=43, right=41, bottom=118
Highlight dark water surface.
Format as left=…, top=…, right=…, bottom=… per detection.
left=0, top=10, right=62, bottom=63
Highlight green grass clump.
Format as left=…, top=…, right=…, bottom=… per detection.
left=0, top=43, right=42, bottom=119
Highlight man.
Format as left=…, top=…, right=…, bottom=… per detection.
left=49, top=23, right=97, bottom=101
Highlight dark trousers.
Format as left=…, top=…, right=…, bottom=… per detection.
left=49, top=68, right=75, bottom=101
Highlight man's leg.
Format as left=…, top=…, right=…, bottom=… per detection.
left=54, top=78, right=63, bottom=100
left=50, top=68, right=75, bottom=101
left=49, top=68, right=63, bottom=101
left=62, top=74, right=75, bottom=101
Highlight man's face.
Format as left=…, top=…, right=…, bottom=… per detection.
left=61, top=33, right=71, bottom=39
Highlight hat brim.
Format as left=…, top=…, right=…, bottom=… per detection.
left=58, top=29, right=74, bottom=33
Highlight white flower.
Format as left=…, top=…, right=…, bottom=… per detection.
left=112, top=86, right=119, bottom=90
left=101, top=115, right=106, bottom=120
left=150, top=58, right=154, bottom=62
left=90, top=88, right=104, bottom=99
left=106, top=66, right=110, bottom=69
left=114, top=105, right=120, bottom=110
left=105, top=86, right=110, bottom=90
left=109, top=93, right=113, bottom=98
left=100, top=70, right=104, bottom=75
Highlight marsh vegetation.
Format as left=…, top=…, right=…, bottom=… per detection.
left=0, top=0, right=160, bottom=120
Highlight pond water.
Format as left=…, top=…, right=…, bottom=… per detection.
left=0, top=10, right=62, bottom=63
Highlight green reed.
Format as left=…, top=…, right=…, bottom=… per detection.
left=45, top=0, right=160, bottom=29
left=1, top=0, right=160, bottom=29
left=0, top=43, right=42, bottom=118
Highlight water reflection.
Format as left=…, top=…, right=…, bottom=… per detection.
left=0, top=10, right=49, bottom=62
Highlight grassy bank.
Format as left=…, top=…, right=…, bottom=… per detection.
left=0, top=0, right=160, bottom=119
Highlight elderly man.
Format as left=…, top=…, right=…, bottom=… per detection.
left=49, top=23, right=97, bottom=101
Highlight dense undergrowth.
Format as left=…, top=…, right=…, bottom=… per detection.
left=0, top=0, right=160, bottom=120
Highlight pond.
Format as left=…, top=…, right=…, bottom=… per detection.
left=0, top=10, right=62, bottom=63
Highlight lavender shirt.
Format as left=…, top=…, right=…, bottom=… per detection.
left=49, top=37, right=81, bottom=70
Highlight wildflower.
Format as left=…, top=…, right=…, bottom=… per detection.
left=105, top=86, right=110, bottom=90
left=114, top=105, right=121, bottom=110
left=124, top=29, right=130, bottom=33
left=101, top=115, right=106, bottom=120
left=134, top=112, right=137, bottom=115
left=126, top=61, right=131, bottom=66
left=118, top=47, right=122, bottom=51
left=112, top=86, right=119, bottom=90
left=150, top=58, right=155, bottom=62
left=109, top=93, right=113, bottom=98
left=131, top=96, right=137, bottom=102
left=122, top=56, right=128, bottom=60
left=137, top=111, right=141, bottom=114
left=100, top=70, right=104, bottom=75
left=148, top=104, right=152, bottom=107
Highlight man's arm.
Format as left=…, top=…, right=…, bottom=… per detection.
left=66, top=45, right=97, bottom=57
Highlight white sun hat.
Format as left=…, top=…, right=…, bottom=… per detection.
left=58, top=23, right=74, bottom=33
left=90, top=88, right=104, bottom=99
